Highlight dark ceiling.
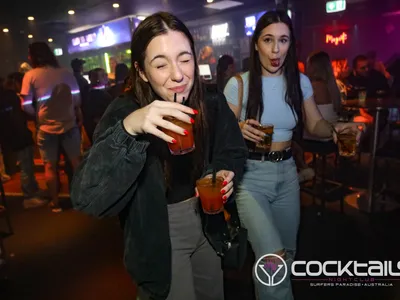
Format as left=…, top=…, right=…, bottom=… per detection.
left=1, top=0, right=400, bottom=76
left=0, top=0, right=279, bottom=39
left=2, top=0, right=400, bottom=39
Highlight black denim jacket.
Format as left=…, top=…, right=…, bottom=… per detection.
left=70, top=91, right=247, bottom=299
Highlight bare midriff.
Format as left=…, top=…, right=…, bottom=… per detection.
left=270, top=140, right=292, bottom=152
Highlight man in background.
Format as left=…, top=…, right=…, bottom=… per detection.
left=71, top=58, right=89, bottom=96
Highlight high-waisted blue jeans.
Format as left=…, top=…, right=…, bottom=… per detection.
left=236, top=157, right=300, bottom=300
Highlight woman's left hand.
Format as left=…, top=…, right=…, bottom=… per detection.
left=196, top=170, right=235, bottom=204
left=333, top=122, right=366, bottom=145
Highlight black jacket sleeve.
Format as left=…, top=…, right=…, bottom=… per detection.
left=71, top=97, right=149, bottom=217
left=203, top=92, right=248, bottom=188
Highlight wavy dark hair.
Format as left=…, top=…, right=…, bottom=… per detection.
left=28, top=42, right=59, bottom=68
left=216, top=54, right=234, bottom=92
left=247, top=10, right=303, bottom=140
left=130, top=12, right=207, bottom=182
left=307, top=51, right=341, bottom=112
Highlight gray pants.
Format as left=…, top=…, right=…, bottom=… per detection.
left=138, top=198, right=224, bottom=300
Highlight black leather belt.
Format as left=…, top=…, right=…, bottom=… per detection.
left=248, top=148, right=292, bottom=162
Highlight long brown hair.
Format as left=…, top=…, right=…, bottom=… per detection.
left=306, top=51, right=341, bottom=112
left=130, top=12, right=207, bottom=181
left=28, top=42, right=60, bottom=68
left=247, top=10, right=303, bottom=140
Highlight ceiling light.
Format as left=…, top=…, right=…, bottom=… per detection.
left=113, top=3, right=119, bottom=8
left=28, top=34, right=33, bottom=39
left=28, top=16, right=35, bottom=21
left=68, top=10, right=75, bottom=15
left=204, top=0, right=243, bottom=10
left=207, top=0, right=213, bottom=3
left=48, top=38, right=53, bottom=43
left=3, top=28, right=9, bottom=33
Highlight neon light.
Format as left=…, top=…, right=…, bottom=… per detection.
left=326, top=32, right=347, bottom=46
left=92, top=85, right=106, bottom=90
left=23, top=89, right=80, bottom=105
left=104, top=53, right=111, bottom=74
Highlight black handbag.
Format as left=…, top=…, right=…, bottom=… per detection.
left=220, top=200, right=248, bottom=270
left=200, top=200, right=248, bottom=270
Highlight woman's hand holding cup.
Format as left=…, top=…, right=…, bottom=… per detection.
left=123, top=100, right=197, bottom=143
left=239, top=119, right=266, bottom=143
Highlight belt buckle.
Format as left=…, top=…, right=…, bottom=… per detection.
left=268, top=151, right=283, bottom=162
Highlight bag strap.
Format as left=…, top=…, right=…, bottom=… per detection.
left=233, top=74, right=244, bottom=121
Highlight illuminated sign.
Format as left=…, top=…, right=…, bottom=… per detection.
left=326, top=0, right=346, bottom=13
left=245, top=10, right=292, bottom=37
left=68, top=18, right=132, bottom=54
left=211, top=23, right=229, bottom=40
left=326, top=32, right=347, bottom=46
left=53, top=48, right=63, bottom=56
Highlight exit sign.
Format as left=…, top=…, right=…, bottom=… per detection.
left=326, top=0, right=346, bottom=13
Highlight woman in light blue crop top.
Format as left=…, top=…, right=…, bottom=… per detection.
left=224, top=11, right=363, bottom=300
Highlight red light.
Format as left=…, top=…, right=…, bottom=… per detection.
left=326, top=32, right=347, bottom=46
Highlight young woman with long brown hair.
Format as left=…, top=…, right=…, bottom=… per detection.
left=71, top=12, right=246, bottom=300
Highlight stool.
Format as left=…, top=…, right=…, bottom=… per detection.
left=300, top=139, right=345, bottom=215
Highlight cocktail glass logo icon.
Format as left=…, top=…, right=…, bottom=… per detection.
left=254, top=254, right=288, bottom=286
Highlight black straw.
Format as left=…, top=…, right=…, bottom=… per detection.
left=212, top=168, right=216, bottom=185
left=174, top=93, right=177, bottom=102
left=182, top=97, right=186, bottom=105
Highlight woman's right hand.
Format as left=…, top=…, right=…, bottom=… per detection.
left=239, top=119, right=266, bottom=143
left=123, top=100, right=197, bottom=143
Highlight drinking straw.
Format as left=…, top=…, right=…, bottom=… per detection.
left=174, top=93, right=177, bottom=102
left=212, top=167, right=216, bottom=185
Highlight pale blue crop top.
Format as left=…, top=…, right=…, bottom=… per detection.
left=223, top=72, right=313, bottom=142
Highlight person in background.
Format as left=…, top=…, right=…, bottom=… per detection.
left=347, top=55, right=390, bottom=148
left=123, top=74, right=132, bottom=92
left=19, top=62, right=32, bottom=74
left=306, top=51, right=341, bottom=124
left=216, top=55, right=235, bottom=93
left=20, top=42, right=83, bottom=213
left=108, top=63, right=129, bottom=99
left=71, top=12, right=246, bottom=300
left=224, top=10, right=363, bottom=300
left=294, top=51, right=343, bottom=182
left=347, top=55, right=389, bottom=97
left=82, top=68, right=113, bottom=144
left=71, top=58, right=89, bottom=97
left=366, top=51, right=392, bottom=82
left=108, top=57, right=118, bottom=82
left=0, top=72, right=47, bottom=208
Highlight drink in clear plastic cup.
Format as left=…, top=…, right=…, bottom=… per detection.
left=254, top=124, right=274, bottom=152
left=338, top=131, right=357, bottom=157
left=162, top=117, right=195, bottom=155
left=196, top=176, right=224, bottom=214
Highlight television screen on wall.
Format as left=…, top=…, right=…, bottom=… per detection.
left=244, top=11, right=266, bottom=36
left=68, top=18, right=132, bottom=54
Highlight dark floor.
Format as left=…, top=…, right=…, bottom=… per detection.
left=1, top=153, right=400, bottom=300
